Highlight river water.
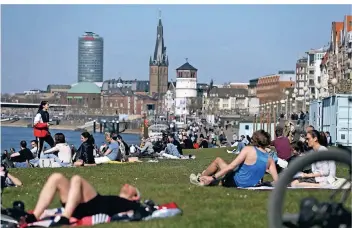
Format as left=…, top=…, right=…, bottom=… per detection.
left=1, top=126, right=140, bottom=152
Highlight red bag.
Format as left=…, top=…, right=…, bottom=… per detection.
left=33, top=123, right=49, bottom=138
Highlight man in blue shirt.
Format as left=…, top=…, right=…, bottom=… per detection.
left=95, top=132, right=119, bottom=164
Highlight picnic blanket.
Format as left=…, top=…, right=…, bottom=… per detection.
left=22, top=202, right=181, bottom=227
left=238, top=186, right=340, bottom=190
left=107, top=161, right=142, bottom=164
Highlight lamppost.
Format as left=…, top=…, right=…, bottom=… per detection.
left=276, top=101, right=279, bottom=121
left=331, top=78, right=338, bottom=95
left=315, top=83, right=321, bottom=100
left=268, top=102, right=272, bottom=133
left=280, top=100, right=285, bottom=115
left=293, top=88, right=298, bottom=112
left=260, top=106, right=264, bottom=130
left=303, top=86, right=308, bottom=112
left=266, top=103, right=270, bottom=133
left=289, top=98, right=293, bottom=116
left=285, top=90, right=289, bottom=118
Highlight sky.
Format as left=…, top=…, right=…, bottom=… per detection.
left=1, top=4, right=352, bottom=93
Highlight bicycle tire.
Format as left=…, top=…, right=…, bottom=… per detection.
left=268, top=148, right=351, bottom=228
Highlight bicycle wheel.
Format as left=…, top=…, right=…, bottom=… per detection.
left=268, top=148, right=351, bottom=228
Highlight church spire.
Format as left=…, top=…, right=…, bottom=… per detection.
left=151, top=10, right=168, bottom=66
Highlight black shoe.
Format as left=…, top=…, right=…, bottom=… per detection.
left=51, top=216, right=70, bottom=226
left=25, top=213, right=38, bottom=223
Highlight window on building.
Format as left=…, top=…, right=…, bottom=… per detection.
left=309, top=70, right=314, bottom=74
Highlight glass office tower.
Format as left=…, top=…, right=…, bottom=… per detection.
left=78, top=32, right=104, bottom=82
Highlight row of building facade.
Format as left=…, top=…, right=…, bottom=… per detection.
left=295, top=15, right=352, bottom=101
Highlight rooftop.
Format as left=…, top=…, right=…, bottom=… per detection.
left=209, top=87, right=248, bottom=98
left=47, top=84, right=71, bottom=90
left=176, top=62, right=198, bottom=71
left=68, top=82, right=101, bottom=94
left=306, top=46, right=328, bottom=54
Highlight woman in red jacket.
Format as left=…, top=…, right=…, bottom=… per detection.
left=33, top=101, right=55, bottom=158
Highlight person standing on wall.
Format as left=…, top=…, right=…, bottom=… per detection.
left=33, top=101, right=55, bottom=158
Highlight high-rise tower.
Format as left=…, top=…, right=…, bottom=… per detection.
left=149, top=11, right=169, bottom=95
left=78, top=32, right=104, bottom=83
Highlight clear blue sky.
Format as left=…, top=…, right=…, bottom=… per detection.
left=2, top=4, right=351, bottom=93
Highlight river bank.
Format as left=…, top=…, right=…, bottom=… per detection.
left=1, top=122, right=141, bottom=135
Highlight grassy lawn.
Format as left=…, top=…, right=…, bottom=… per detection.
left=2, top=148, right=350, bottom=228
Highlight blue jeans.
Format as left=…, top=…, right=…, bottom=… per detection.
left=165, top=143, right=181, bottom=157
left=237, top=142, right=246, bottom=152
left=14, top=162, right=29, bottom=168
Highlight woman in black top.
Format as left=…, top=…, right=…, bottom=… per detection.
left=73, top=132, right=96, bottom=166
left=33, top=101, right=55, bottom=158
left=199, top=134, right=209, bottom=148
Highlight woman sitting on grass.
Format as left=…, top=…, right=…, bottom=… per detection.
left=73, top=132, right=96, bottom=167
left=41, top=133, right=72, bottom=167
left=290, top=130, right=336, bottom=187
left=190, top=130, right=278, bottom=188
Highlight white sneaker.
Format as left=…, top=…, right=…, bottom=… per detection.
left=234, top=150, right=240, bottom=155
left=189, top=173, right=204, bottom=186
left=227, top=150, right=235, bottom=153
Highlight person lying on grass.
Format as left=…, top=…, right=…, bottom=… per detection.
left=190, top=130, right=279, bottom=188
left=24, top=173, right=145, bottom=226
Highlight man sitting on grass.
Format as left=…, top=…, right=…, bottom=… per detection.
left=25, top=173, right=145, bottom=226
left=1, top=164, right=22, bottom=194
left=190, top=130, right=278, bottom=188
left=94, top=132, right=119, bottom=164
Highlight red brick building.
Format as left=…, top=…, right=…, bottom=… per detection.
left=256, top=74, right=295, bottom=104
left=101, top=87, right=157, bottom=115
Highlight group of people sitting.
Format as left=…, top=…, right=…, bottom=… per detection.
left=191, top=126, right=341, bottom=189
left=134, top=133, right=196, bottom=160
left=176, top=125, right=230, bottom=149
left=1, top=131, right=135, bottom=169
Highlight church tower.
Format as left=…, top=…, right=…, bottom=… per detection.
left=149, top=11, right=169, bottom=95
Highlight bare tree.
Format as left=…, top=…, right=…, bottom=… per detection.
left=1, top=93, right=11, bottom=102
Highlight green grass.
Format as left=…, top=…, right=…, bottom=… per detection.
left=2, top=148, right=350, bottom=228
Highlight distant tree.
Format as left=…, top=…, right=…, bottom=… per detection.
left=1, top=93, right=11, bottom=102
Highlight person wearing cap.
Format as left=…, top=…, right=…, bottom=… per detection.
left=25, top=173, right=143, bottom=226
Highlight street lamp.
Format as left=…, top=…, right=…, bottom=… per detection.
left=261, top=106, right=265, bottom=130
left=275, top=101, right=279, bottom=119
left=303, top=86, right=308, bottom=112
left=273, top=104, right=277, bottom=134
left=331, top=78, right=338, bottom=95
left=266, top=103, right=270, bottom=132
left=285, top=90, right=289, bottom=118
left=280, top=100, right=285, bottom=115
left=315, top=83, right=321, bottom=100
left=293, top=88, right=298, bottom=112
